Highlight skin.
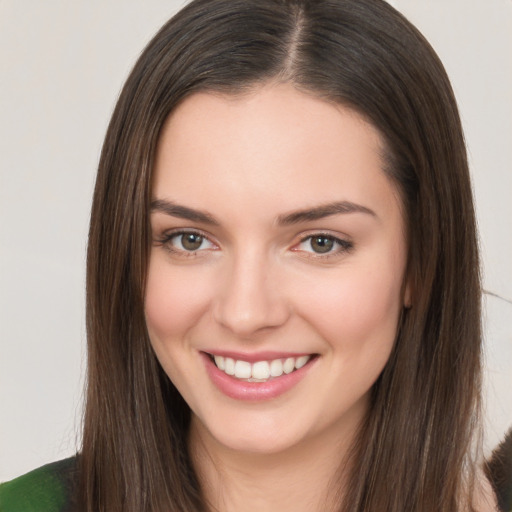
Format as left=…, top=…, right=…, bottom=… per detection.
left=145, top=83, right=411, bottom=511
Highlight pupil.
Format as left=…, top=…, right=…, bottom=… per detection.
left=311, top=236, right=333, bottom=253
left=182, top=233, right=202, bottom=251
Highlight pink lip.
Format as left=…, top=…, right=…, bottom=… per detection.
left=200, top=352, right=317, bottom=402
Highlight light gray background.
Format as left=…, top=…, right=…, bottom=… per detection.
left=1, top=0, right=511, bottom=481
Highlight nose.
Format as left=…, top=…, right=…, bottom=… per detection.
left=212, top=250, right=290, bottom=338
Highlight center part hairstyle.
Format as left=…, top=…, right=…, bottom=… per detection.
left=83, top=1, right=482, bottom=511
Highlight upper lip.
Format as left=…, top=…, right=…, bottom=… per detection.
left=202, top=350, right=315, bottom=363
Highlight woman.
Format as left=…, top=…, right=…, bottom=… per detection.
left=0, top=0, right=500, bottom=510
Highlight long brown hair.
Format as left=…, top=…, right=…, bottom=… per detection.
left=82, top=1, right=482, bottom=510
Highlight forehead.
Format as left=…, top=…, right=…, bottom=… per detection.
left=152, top=83, right=400, bottom=223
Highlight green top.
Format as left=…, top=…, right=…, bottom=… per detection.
left=0, top=457, right=77, bottom=512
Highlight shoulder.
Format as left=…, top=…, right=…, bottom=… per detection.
left=0, top=457, right=78, bottom=512
left=473, top=468, right=502, bottom=512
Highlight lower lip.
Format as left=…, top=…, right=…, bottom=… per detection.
left=201, top=352, right=317, bottom=401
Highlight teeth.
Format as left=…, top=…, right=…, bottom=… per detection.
left=252, top=361, right=270, bottom=380
left=214, top=355, right=225, bottom=370
left=211, top=354, right=312, bottom=381
left=295, top=355, right=309, bottom=369
left=224, top=357, right=235, bottom=375
left=234, top=360, right=251, bottom=379
left=269, top=359, right=283, bottom=377
left=283, top=357, right=295, bottom=374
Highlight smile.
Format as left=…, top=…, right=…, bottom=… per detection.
left=201, top=351, right=318, bottom=401
left=209, top=354, right=312, bottom=382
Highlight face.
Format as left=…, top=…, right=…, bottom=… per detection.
left=146, top=83, right=409, bottom=457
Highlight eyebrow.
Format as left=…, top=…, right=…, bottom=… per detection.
left=150, top=199, right=220, bottom=225
left=150, top=199, right=376, bottom=226
left=277, top=201, right=376, bottom=225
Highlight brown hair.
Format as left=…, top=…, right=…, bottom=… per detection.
left=82, top=0, right=482, bottom=510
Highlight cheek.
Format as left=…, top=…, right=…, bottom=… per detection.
left=295, top=264, right=404, bottom=406
left=294, top=258, right=404, bottom=356
left=144, top=256, right=212, bottom=343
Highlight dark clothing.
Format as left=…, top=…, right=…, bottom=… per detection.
left=486, top=429, right=512, bottom=512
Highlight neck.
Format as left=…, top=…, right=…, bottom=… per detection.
left=189, top=413, right=362, bottom=512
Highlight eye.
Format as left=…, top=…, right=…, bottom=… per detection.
left=159, top=230, right=216, bottom=253
left=295, top=234, right=353, bottom=256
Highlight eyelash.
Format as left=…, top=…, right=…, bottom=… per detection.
left=154, top=229, right=353, bottom=260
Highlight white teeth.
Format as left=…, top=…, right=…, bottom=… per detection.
left=269, top=359, right=283, bottom=377
left=283, top=357, right=295, bottom=374
left=295, top=355, right=309, bottom=369
left=224, top=357, right=235, bottom=375
left=252, top=361, right=270, bottom=380
left=234, top=360, right=252, bottom=379
left=211, top=354, right=312, bottom=381
left=214, top=355, right=225, bottom=370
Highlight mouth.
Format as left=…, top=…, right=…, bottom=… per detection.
left=205, top=352, right=317, bottom=383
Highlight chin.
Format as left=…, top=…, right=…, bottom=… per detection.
left=192, top=411, right=313, bottom=457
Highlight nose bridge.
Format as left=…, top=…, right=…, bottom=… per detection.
left=213, top=244, right=289, bottom=337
